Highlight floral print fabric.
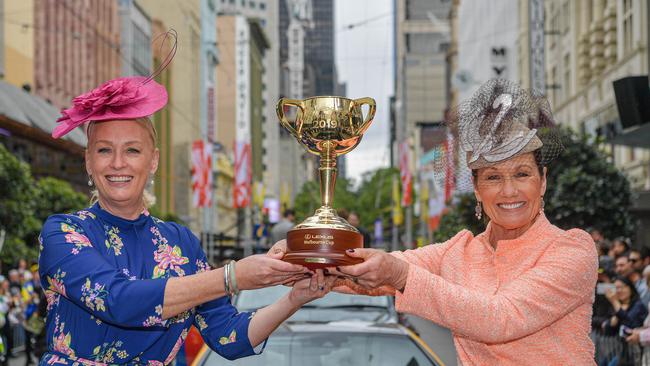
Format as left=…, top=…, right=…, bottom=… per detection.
left=39, top=203, right=259, bottom=365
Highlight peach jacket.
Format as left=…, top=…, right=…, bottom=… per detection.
left=355, top=214, right=598, bottom=365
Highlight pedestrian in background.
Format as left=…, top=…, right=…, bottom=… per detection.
left=347, top=211, right=372, bottom=248
left=270, top=209, right=295, bottom=245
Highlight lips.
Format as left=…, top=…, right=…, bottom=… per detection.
left=497, top=202, right=525, bottom=209
left=105, top=175, right=133, bottom=183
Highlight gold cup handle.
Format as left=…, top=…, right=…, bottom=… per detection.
left=352, top=97, right=377, bottom=134
left=277, top=98, right=305, bottom=138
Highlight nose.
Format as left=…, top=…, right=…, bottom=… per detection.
left=499, top=176, right=518, bottom=197
left=110, top=150, right=127, bottom=170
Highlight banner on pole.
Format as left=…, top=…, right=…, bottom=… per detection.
left=233, top=141, right=252, bottom=208
left=191, top=140, right=213, bottom=208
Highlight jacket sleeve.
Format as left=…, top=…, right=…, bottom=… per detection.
left=39, top=215, right=169, bottom=328
left=187, top=228, right=263, bottom=361
left=394, top=229, right=598, bottom=344
left=391, top=230, right=472, bottom=275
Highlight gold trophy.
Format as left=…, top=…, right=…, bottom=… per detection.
left=277, top=96, right=376, bottom=269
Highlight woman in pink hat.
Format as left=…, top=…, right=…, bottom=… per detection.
left=40, top=71, right=333, bottom=365
left=273, top=79, right=599, bottom=365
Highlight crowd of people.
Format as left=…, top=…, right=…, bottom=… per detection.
left=591, top=229, right=650, bottom=366
left=0, top=259, right=46, bottom=366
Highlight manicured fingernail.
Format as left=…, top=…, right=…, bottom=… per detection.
left=347, top=249, right=355, bottom=253
left=336, top=266, right=341, bottom=271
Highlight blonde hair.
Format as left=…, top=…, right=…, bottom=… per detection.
left=86, top=117, right=158, bottom=208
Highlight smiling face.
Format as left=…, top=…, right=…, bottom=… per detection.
left=615, top=279, right=633, bottom=303
left=85, top=119, right=159, bottom=215
left=473, top=152, right=546, bottom=233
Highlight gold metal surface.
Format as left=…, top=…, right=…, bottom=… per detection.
left=277, top=96, right=376, bottom=232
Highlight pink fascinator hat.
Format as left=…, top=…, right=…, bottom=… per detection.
left=52, top=30, right=177, bottom=139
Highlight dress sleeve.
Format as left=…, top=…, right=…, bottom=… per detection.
left=186, top=228, right=262, bottom=361
left=394, top=229, right=598, bottom=344
left=39, top=215, right=169, bottom=328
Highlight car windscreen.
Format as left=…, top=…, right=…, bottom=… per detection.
left=200, top=332, right=437, bottom=366
left=235, top=285, right=391, bottom=311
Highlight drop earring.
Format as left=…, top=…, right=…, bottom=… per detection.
left=540, top=197, right=545, bottom=213
left=88, top=176, right=93, bottom=187
left=475, top=201, right=482, bottom=220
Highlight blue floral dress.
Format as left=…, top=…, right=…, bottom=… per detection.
left=38, top=203, right=262, bottom=365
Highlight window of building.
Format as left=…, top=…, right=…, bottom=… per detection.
left=562, top=1, right=569, bottom=34
left=551, top=66, right=558, bottom=107
left=132, top=23, right=152, bottom=76
left=405, top=0, right=436, bottom=21
left=563, top=54, right=570, bottom=101
left=623, top=0, right=633, bottom=55
left=249, top=1, right=255, bottom=8
left=259, top=2, right=266, bottom=10
left=406, top=33, right=440, bottom=54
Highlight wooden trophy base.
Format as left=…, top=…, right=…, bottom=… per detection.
left=285, top=227, right=364, bottom=270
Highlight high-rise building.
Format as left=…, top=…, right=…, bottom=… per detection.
left=218, top=0, right=282, bottom=213
left=119, top=0, right=152, bottom=77
left=393, top=0, right=451, bottom=162
left=216, top=15, right=269, bottom=237
left=138, top=0, right=203, bottom=231
left=304, top=0, right=334, bottom=97
left=33, top=0, right=121, bottom=109
left=0, top=0, right=4, bottom=79
left=541, top=0, right=650, bottom=241
left=279, top=0, right=340, bottom=202
left=455, top=0, right=520, bottom=102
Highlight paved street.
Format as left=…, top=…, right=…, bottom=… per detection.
left=406, top=314, right=458, bottom=366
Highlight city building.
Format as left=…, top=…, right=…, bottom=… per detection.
left=278, top=0, right=340, bottom=205
left=394, top=0, right=452, bottom=246
left=138, top=0, right=204, bottom=231
left=0, top=80, right=87, bottom=192
left=456, top=0, right=520, bottom=102
left=119, top=0, right=152, bottom=77
left=394, top=0, right=451, bottom=144
left=542, top=0, right=650, bottom=242
left=217, top=0, right=282, bottom=213
left=0, top=0, right=4, bottom=79
left=33, top=0, right=121, bottom=109
left=1, top=0, right=120, bottom=192
left=216, top=15, right=269, bottom=237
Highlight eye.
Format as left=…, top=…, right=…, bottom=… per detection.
left=515, top=171, right=530, bottom=178
left=97, top=147, right=111, bottom=154
left=127, top=148, right=141, bottom=154
left=485, top=174, right=501, bottom=181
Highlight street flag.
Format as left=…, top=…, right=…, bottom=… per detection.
left=444, top=132, right=456, bottom=201
left=399, top=141, right=412, bottom=206
left=429, top=180, right=446, bottom=230
left=392, top=175, right=403, bottom=226
left=280, top=182, right=292, bottom=211
left=233, top=141, right=252, bottom=208
left=191, top=140, right=212, bottom=208
left=419, top=178, right=429, bottom=225
left=253, top=181, right=266, bottom=208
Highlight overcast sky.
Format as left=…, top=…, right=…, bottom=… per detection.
left=335, top=0, right=393, bottom=184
